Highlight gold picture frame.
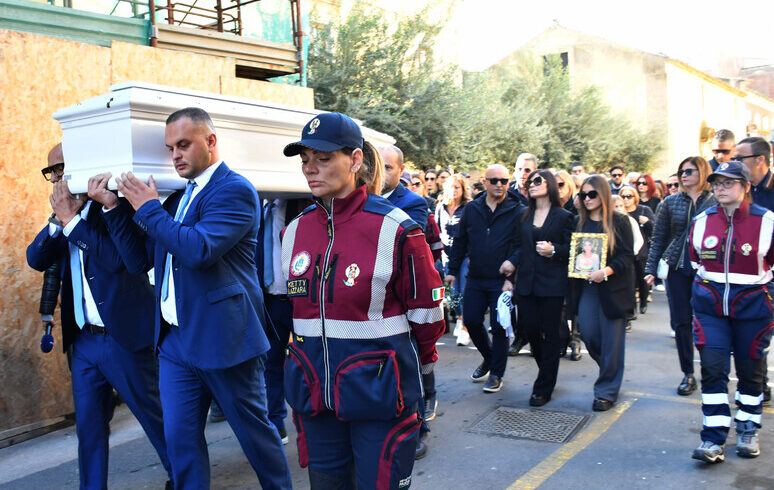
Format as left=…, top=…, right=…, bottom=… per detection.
left=568, top=232, right=608, bottom=279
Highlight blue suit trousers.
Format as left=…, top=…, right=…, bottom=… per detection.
left=71, top=330, right=170, bottom=489
left=264, top=294, right=293, bottom=432
left=158, top=326, right=292, bottom=490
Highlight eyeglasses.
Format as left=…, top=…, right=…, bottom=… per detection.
left=528, top=176, right=544, bottom=187
left=620, top=194, right=635, bottom=199
left=637, top=180, right=648, bottom=186
left=611, top=173, right=623, bottom=178
left=735, top=154, right=762, bottom=160
left=578, top=190, right=599, bottom=200
left=425, top=176, right=436, bottom=181
left=710, top=179, right=743, bottom=189
left=666, top=183, right=680, bottom=189
left=712, top=148, right=731, bottom=155
left=677, top=168, right=695, bottom=177
left=412, top=181, right=422, bottom=187
left=487, top=178, right=509, bottom=186
left=41, top=163, right=65, bottom=181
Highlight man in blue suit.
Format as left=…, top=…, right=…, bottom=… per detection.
left=380, top=145, right=428, bottom=230
left=90, top=108, right=292, bottom=489
left=26, top=143, right=172, bottom=490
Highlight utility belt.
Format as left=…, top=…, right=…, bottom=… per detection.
left=82, top=323, right=107, bottom=335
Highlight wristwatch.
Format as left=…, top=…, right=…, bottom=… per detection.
left=48, top=213, right=63, bottom=227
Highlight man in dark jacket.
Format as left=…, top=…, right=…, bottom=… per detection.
left=446, top=164, right=522, bottom=393
left=708, top=129, right=735, bottom=171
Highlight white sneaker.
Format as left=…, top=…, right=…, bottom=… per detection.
left=670, top=330, right=676, bottom=338
left=452, top=319, right=462, bottom=337
left=655, top=284, right=666, bottom=292
left=456, top=329, right=471, bottom=346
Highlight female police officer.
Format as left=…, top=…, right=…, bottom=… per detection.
left=281, top=113, right=445, bottom=488
left=688, top=161, right=774, bottom=463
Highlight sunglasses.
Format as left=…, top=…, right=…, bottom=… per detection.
left=487, top=178, right=509, bottom=186
left=611, top=173, right=623, bottom=178
left=41, top=162, right=65, bottom=181
left=735, top=154, right=762, bottom=160
left=677, top=168, right=695, bottom=177
left=557, top=182, right=565, bottom=188
left=528, top=176, right=544, bottom=187
left=666, top=183, right=680, bottom=189
left=620, top=194, right=635, bottom=200
left=712, top=148, right=731, bottom=154
left=412, top=181, right=422, bottom=187
left=578, top=190, right=599, bottom=200
left=425, top=176, right=436, bottom=181
left=637, top=181, right=648, bottom=186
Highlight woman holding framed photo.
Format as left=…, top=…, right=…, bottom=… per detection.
left=569, top=175, right=635, bottom=411
left=505, top=170, right=574, bottom=406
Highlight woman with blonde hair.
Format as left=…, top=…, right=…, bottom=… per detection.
left=555, top=170, right=578, bottom=215
left=569, top=175, right=635, bottom=411
left=436, top=173, right=472, bottom=345
left=645, top=156, right=716, bottom=397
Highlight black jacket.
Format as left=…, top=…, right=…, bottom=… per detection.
left=645, top=191, right=716, bottom=275
left=628, top=205, right=655, bottom=260
left=512, top=206, right=574, bottom=297
left=568, top=213, right=635, bottom=320
left=448, top=191, right=523, bottom=280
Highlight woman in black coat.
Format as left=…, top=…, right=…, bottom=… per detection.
left=569, top=175, right=635, bottom=411
left=505, top=170, right=574, bottom=406
left=619, top=186, right=655, bottom=314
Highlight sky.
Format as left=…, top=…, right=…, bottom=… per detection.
left=448, top=0, right=773, bottom=72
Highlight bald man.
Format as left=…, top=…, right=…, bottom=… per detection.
left=445, top=164, right=523, bottom=393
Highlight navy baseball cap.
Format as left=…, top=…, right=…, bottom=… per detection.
left=707, top=160, right=751, bottom=183
left=283, top=112, right=364, bottom=156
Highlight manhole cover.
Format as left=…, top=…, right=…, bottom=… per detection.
left=466, top=406, right=589, bottom=443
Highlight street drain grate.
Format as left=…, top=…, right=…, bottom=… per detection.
left=466, top=406, right=589, bottom=443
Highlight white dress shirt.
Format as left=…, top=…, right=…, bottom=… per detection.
left=266, top=199, right=288, bottom=296
left=161, top=161, right=223, bottom=326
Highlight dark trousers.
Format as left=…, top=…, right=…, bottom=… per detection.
left=418, top=372, right=435, bottom=435
left=518, top=294, right=564, bottom=397
left=158, top=326, right=292, bottom=490
left=666, top=269, right=695, bottom=375
left=577, top=284, right=626, bottom=402
left=71, top=330, right=171, bottom=490
left=265, top=294, right=293, bottom=432
left=297, top=408, right=421, bottom=489
left=463, top=277, right=510, bottom=377
left=633, top=258, right=649, bottom=309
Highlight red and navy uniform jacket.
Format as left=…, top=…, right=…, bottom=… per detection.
left=280, top=185, right=445, bottom=421
left=688, top=202, right=774, bottom=319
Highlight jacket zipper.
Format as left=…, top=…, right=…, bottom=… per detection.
left=320, top=203, right=335, bottom=409
left=722, top=210, right=734, bottom=316
left=383, top=416, right=421, bottom=460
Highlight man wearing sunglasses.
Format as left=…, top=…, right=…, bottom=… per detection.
left=736, top=136, right=774, bottom=406
left=510, top=153, right=537, bottom=205
left=709, top=129, right=735, bottom=171
left=609, top=165, right=625, bottom=195
left=445, top=164, right=522, bottom=393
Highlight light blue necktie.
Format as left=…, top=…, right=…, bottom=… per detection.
left=263, top=201, right=275, bottom=287
left=69, top=244, right=86, bottom=328
left=161, top=181, right=196, bottom=301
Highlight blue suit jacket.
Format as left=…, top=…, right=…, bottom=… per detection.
left=26, top=200, right=156, bottom=353
left=103, top=163, right=270, bottom=369
left=386, top=183, right=429, bottom=230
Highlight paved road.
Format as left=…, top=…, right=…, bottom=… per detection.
left=1, top=292, right=772, bottom=489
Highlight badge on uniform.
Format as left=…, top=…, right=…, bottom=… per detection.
left=703, top=235, right=719, bottom=249
left=432, top=287, right=445, bottom=301
left=287, top=278, right=309, bottom=297
left=291, top=251, right=311, bottom=276
left=342, top=263, right=360, bottom=287
left=741, top=243, right=753, bottom=256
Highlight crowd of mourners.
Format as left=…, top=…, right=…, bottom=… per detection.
left=30, top=109, right=774, bottom=489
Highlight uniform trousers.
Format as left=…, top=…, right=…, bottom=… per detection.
left=665, top=269, right=696, bottom=376
left=158, top=325, right=292, bottom=490
left=518, top=294, right=565, bottom=397
left=295, top=407, right=421, bottom=490
left=577, top=284, right=626, bottom=402
left=71, top=329, right=171, bottom=490
left=264, top=294, right=293, bottom=433
left=463, top=277, right=510, bottom=377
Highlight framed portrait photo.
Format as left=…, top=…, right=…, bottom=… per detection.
left=568, top=232, right=608, bottom=279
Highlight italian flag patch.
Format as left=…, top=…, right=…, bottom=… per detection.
left=432, top=287, right=445, bottom=301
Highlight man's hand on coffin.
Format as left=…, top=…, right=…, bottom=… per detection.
left=50, top=180, right=85, bottom=226
left=116, top=173, right=159, bottom=211
left=87, top=173, right=119, bottom=210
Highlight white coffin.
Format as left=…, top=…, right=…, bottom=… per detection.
left=53, top=81, right=395, bottom=198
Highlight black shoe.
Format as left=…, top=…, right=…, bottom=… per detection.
left=592, top=398, right=614, bottom=411
left=639, top=304, right=648, bottom=314
left=529, top=394, right=550, bottom=407
left=764, top=385, right=772, bottom=406
left=677, top=375, right=697, bottom=396
left=414, top=433, right=428, bottom=460
left=483, top=375, right=503, bottom=393
left=509, top=339, right=527, bottom=357
left=208, top=400, right=226, bottom=423
left=424, top=394, right=438, bottom=422
left=471, top=363, right=490, bottom=382
left=570, top=341, right=582, bottom=361
left=165, top=480, right=174, bottom=490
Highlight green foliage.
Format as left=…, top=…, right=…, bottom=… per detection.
left=307, top=6, right=661, bottom=173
